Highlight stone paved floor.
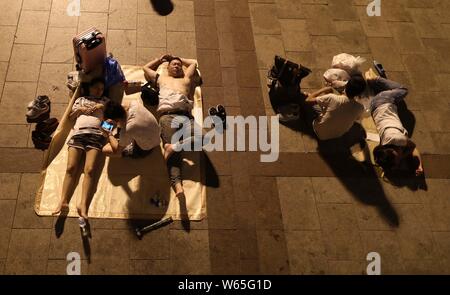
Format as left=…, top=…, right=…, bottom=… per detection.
left=0, top=0, right=450, bottom=274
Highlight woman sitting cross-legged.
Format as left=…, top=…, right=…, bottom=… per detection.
left=53, top=78, right=110, bottom=223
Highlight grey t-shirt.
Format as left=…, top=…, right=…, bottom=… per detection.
left=120, top=101, right=161, bottom=151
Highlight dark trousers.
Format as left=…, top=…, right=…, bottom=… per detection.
left=159, top=113, right=205, bottom=188
left=369, top=77, right=408, bottom=113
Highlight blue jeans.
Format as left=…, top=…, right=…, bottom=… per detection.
left=369, top=77, right=408, bottom=113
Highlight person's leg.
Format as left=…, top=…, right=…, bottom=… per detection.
left=159, top=115, right=184, bottom=197
left=167, top=152, right=184, bottom=197
left=369, top=77, right=408, bottom=113
left=160, top=114, right=178, bottom=160
left=78, top=148, right=103, bottom=219
left=173, top=116, right=206, bottom=152
left=53, top=147, right=84, bottom=214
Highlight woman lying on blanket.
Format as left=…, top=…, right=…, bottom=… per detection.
left=53, top=78, right=109, bottom=223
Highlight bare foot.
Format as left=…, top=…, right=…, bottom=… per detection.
left=163, top=143, right=175, bottom=161
left=174, top=183, right=185, bottom=198
left=52, top=202, right=69, bottom=215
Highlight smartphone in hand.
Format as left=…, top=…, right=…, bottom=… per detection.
left=101, top=121, right=114, bottom=133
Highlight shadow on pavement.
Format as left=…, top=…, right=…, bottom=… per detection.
left=150, top=0, right=174, bottom=16
left=273, top=91, right=401, bottom=227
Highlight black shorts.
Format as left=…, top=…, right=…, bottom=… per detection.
left=67, top=133, right=106, bottom=151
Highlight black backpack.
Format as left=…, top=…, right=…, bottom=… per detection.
left=141, top=74, right=160, bottom=106
left=267, top=56, right=311, bottom=110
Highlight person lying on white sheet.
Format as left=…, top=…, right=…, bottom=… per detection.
left=53, top=78, right=109, bottom=222
left=143, top=54, right=199, bottom=198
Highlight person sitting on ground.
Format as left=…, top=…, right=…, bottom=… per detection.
left=53, top=78, right=109, bottom=221
left=101, top=100, right=161, bottom=158
left=366, top=69, right=424, bottom=176
left=143, top=54, right=199, bottom=198
left=304, top=74, right=366, bottom=141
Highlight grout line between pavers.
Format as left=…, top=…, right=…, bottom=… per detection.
left=40, top=0, right=56, bottom=273
left=0, top=3, right=24, bottom=105
left=5, top=171, right=23, bottom=269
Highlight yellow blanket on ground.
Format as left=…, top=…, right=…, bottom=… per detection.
left=34, top=65, right=206, bottom=221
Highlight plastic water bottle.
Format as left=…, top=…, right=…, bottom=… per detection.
left=78, top=217, right=89, bottom=237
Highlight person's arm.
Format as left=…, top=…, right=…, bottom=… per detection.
left=304, top=87, right=333, bottom=105
left=86, top=103, right=105, bottom=115
left=181, top=58, right=198, bottom=80
left=406, top=140, right=423, bottom=176
left=102, top=133, right=124, bottom=156
left=413, top=147, right=424, bottom=176
left=69, top=98, right=89, bottom=119
left=143, top=55, right=170, bottom=82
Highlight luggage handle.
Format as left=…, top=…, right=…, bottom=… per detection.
left=83, top=37, right=102, bottom=50
left=76, top=30, right=102, bottom=47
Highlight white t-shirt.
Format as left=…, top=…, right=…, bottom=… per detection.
left=313, top=94, right=364, bottom=140
left=372, top=103, right=408, bottom=146
left=120, top=101, right=161, bottom=150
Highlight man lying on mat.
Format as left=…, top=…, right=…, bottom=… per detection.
left=143, top=54, right=199, bottom=198
left=53, top=78, right=109, bottom=222
left=101, top=100, right=161, bottom=158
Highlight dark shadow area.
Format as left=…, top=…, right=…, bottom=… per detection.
left=150, top=0, right=174, bottom=16
left=317, top=124, right=399, bottom=227
left=382, top=163, right=428, bottom=191
left=178, top=193, right=190, bottom=232
left=81, top=231, right=91, bottom=264
left=397, top=100, right=416, bottom=137
left=202, top=151, right=220, bottom=188
left=54, top=209, right=69, bottom=238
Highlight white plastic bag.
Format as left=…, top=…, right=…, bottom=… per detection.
left=323, top=68, right=350, bottom=89
left=331, top=53, right=366, bottom=74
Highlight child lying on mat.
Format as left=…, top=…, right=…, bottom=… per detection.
left=53, top=78, right=109, bottom=223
